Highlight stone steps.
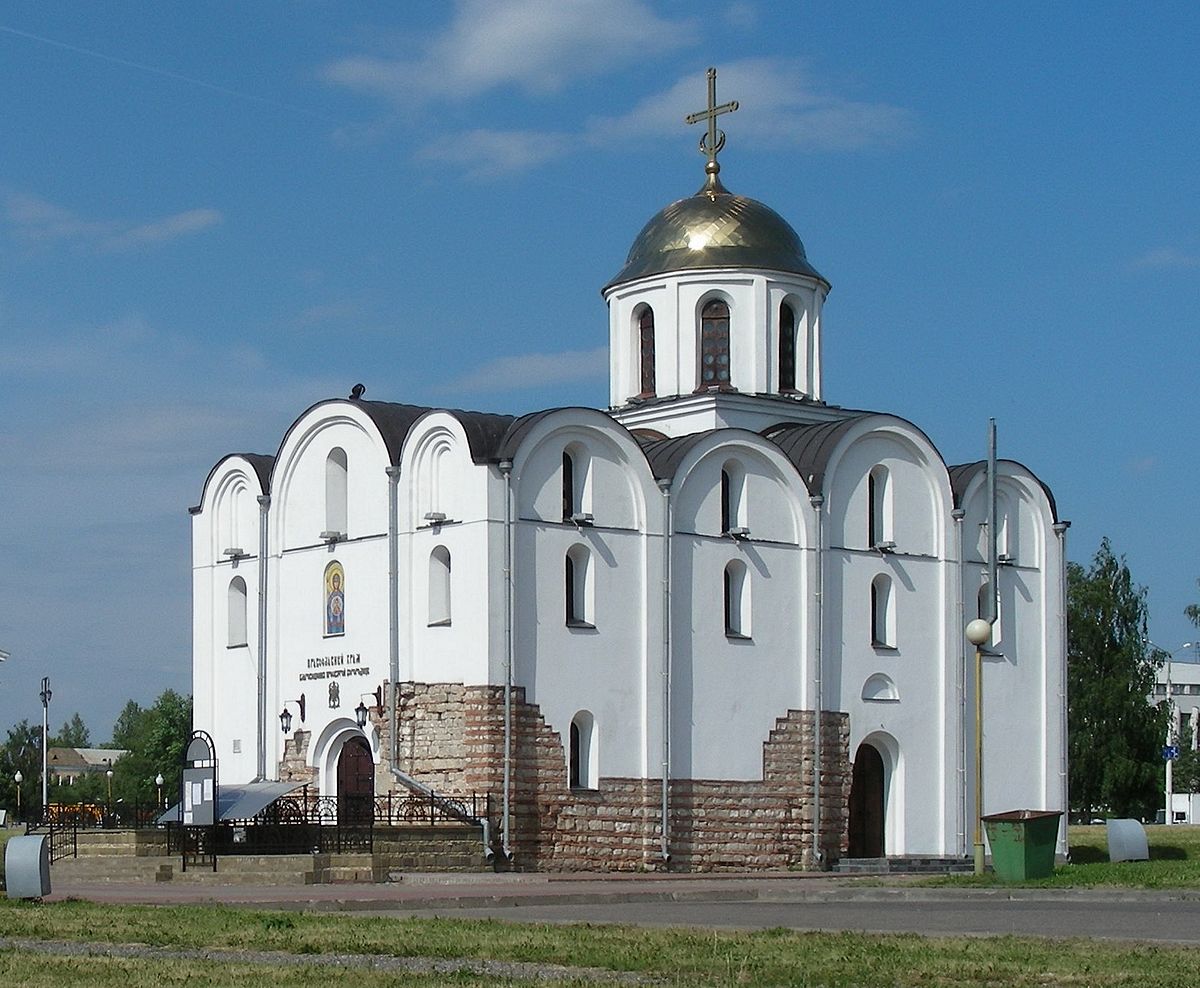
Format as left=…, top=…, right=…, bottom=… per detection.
left=834, top=856, right=974, bottom=874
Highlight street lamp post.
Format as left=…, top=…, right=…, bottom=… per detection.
left=966, top=618, right=992, bottom=875
left=155, top=773, right=165, bottom=811
left=105, top=765, right=114, bottom=813
left=1158, top=642, right=1196, bottom=825
left=39, top=676, right=51, bottom=818
left=14, top=770, right=22, bottom=821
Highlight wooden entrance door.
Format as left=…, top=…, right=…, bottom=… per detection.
left=847, top=743, right=885, bottom=858
left=336, top=736, right=374, bottom=825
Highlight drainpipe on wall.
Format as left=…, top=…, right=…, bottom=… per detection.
left=809, top=493, right=825, bottom=867
left=499, top=459, right=515, bottom=861
left=952, top=506, right=966, bottom=857
left=657, top=478, right=672, bottom=863
left=1053, top=519, right=1071, bottom=852
left=386, top=465, right=402, bottom=780
left=256, top=494, right=271, bottom=781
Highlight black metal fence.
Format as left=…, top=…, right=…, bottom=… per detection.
left=32, top=801, right=163, bottom=830
left=30, top=790, right=493, bottom=858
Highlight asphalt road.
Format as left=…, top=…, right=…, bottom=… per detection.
left=404, top=894, right=1200, bottom=944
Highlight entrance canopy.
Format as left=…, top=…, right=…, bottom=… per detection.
left=157, top=781, right=305, bottom=825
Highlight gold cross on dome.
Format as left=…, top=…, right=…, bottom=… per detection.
left=685, top=67, right=739, bottom=170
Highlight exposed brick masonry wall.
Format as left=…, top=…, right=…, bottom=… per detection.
left=378, top=681, right=849, bottom=871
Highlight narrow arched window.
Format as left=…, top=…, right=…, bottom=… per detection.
left=325, top=447, right=348, bottom=536
left=724, top=560, right=750, bottom=637
left=720, top=460, right=746, bottom=534
left=228, top=576, right=248, bottom=647
left=720, top=468, right=732, bottom=534
left=569, top=710, right=597, bottom=789
left=561, top=445, right=590, bottom=522
left=565, top=544, right=594, bottom=627
left=698, top=299, right=731, bottom=390
left=868, top=465, right=891, bottom=548
left=871, top=574, right=895, bottom=648
left=779, top=302, right=797, bottom=392
left=638, top=306, right=656, bottom=397
left=562, top=450, right=575, bottom=521
left=428, top=546, right=452, bottom=626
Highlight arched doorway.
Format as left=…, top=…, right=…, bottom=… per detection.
left=336, top=735, right=374, bottom=825
left=848, top=742, right=885, bottom=857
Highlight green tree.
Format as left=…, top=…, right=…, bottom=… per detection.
left=1186, top=578, right=1200, bottom=629
left=51, top=712, right=91, bottom=748
left=1174, top=747, right=1200, bottom=795
left=109, top=690, right=192, bottom=806
left=0, top=720, right=43, bottom=820
left=1068, top=538, right=1167, bottom=820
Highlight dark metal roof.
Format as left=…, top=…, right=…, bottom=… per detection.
left=640, top=433, right=717, bottom=482
left=494, top=407, right=616, bottom=463
left=764, top=417, right=871, bottom=494
left=268, top=399, right=518, bottom=472
left=948, top=459, right=1059, bottom=521
left=190, top=452, right=275, bottom=515
left=354, top=400, right=517, bottom=465
left=604, top=179, right=828, bottom=292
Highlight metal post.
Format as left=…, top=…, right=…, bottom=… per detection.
left=974, top=640, right=984, bottom=873
left=965, top=619, right=991, bottom=875
left=40, top=676, right=51, bottom=816
left=1166, top=649, right=1175, bottom=825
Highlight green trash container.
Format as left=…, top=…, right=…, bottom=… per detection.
left=982, top=809, right=1062, bottom=880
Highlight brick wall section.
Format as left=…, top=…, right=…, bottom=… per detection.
left=279, top=729, right=317, bottom=786
left=373, top=682, right=850, bottom=872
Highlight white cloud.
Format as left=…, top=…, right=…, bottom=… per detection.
left=445, top=346, right=608, bottom=393
left=321, top=0, right=695, bottom=103
left=588, top=59, right=914, bottom=151
left=417, top=129, right=572, bottom=177
left=101, top=208, right=222, bottom=251
left=1131, top=248, right=1200, bottom=270
left=3, top=191, right=222, bottom=252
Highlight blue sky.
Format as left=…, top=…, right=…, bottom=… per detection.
left=2, top=2, right=1198, bottom=743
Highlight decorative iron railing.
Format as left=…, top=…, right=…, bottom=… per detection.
left=271, top=788, right=489, bottom=828
left=29, top=801, right=162, bottom=831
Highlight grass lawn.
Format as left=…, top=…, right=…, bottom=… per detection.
left=924, top=823, right=1200, bottom=889
left=0, top=899, right=1198, bottom=987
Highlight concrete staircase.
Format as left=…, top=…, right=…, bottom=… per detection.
left=833, top=856, right=974, bottom=875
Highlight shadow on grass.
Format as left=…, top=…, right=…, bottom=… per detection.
left=1150, top=845, right=1189, bottom=860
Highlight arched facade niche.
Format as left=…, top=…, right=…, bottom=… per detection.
left=272, top=408, right=390, bottom=551
left=824, top=423, right=950, bottom=557
left=508, top=414, right=653, bottom=532
left=207, top=468, right=261, bottom=564
left=671, top=437, right=806, bottom=546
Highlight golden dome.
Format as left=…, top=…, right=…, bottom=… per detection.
left=605, top=174, right=827, bottom=292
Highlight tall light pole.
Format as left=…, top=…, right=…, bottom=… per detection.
left=14, top=770, right=23, bottom=821
left=39, top=676, right=52, bottom=817
left=966, top=618, right=992, bottom=874
left=1155, top=642, right=1196, bottom=825
left=155, top=773, right=165, bottom=811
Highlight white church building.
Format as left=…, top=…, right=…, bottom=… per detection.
left=192, top=74, right=1068, bottom=870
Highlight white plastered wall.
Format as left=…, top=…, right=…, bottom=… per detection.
left=821, top=418, right=956, bottom=855
left=508, top=410, right=661, bottom=781
left=668, top=431, right=812, bottom=780
left=606, top=269, right=827, bottom=405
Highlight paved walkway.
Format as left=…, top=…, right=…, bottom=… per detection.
left=47, top=869, right=1200, bottom=912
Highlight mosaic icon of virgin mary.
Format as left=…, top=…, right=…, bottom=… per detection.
left=325, top=561, right=345, bottom=636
